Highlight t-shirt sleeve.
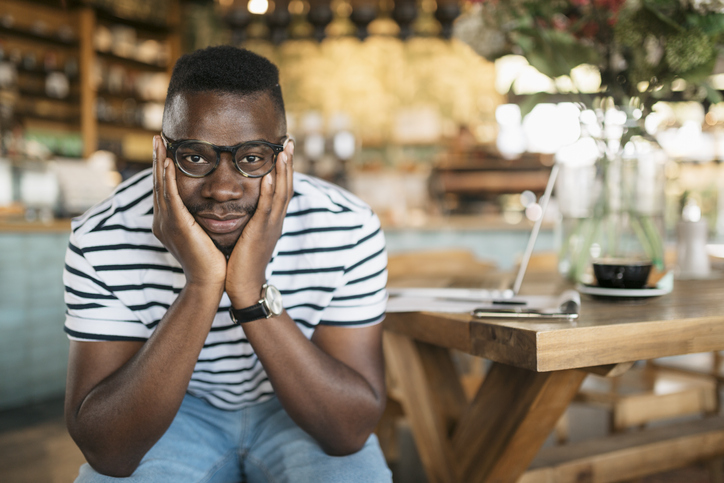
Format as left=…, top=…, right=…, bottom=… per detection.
left=318, top=212, right=388, bottom=327
left=63, top=231, right=151, bottom=342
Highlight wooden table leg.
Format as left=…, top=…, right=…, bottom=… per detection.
left=452, top=362, right=587, bottom=483
left=383, top=331, right=466, bottom=483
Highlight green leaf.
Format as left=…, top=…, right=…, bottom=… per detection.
left=642, top=1, right=685, bottom=33
left=520, top=28, right=598, bottom=78
left=686, top=13, right=724, bottom=35
left=678, top=51, right=718, bottom=83
left=620, top=127, right=638, bottom=153
left=526, top=50, right=563, bottom=78
left=517, top=92, right=551, bottom=119
left=705, top=83, right=724, bottom=104
left=512, top=33, right=535, bottom=55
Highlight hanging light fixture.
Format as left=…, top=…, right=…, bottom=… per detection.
left=350, top=0, right=377, bottom=40
left=392, top=0, right=417, bottom=40
left=435, top=0, right=460, bottom=39
left=267, top=0, right=292, bottom=44
left=307, top=0, right=333, bottom=42
left=217, top=0, right=461, bottom=44
left=248, top=0, right=270, bottom=15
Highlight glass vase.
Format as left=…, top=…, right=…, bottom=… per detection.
left=556, top=108, right=667, bottom=285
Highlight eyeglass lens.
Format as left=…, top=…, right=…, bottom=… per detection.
left=174, top=141, right=277, bottom=176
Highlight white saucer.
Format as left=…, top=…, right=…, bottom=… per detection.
left=576, top=283, right=671, bottom=298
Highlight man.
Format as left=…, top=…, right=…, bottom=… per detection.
left=63, top=46, right=390, bottom=482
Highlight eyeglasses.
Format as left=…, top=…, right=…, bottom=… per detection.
left=160, top=133, right=287, bottom=178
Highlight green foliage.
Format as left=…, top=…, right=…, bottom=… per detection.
left=666, top=31, right=717, bottom=74
left=515, top=28, right=599, bottom=79
left=686, top=12, right=724, bottom=35
left=518, top=92, right=552, bottom=119
left=460, top=0, right=724, bottom=109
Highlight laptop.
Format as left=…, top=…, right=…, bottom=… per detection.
left=386, top=164, right=580, bottom=319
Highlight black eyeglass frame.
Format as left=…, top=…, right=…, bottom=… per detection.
left=160, top=133, right=287, bottom=179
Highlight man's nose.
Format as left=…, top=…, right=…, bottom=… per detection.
left=200, top=153, right=245, bottom=202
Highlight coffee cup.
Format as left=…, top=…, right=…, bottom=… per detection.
left=592, top=258, right=652, bottom=289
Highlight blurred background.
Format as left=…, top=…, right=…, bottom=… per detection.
left=3, top=0, right=724, bottom=481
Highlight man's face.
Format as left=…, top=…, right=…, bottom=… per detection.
left=162, top=91, right=286, bottom=256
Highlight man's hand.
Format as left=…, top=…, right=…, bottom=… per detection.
left=152, top=135, right=227, bottom=287
left=226, top=140, right=294, bottom=307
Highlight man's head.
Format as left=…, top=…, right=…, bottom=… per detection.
left=163, top=45, right=285, bottom=122
left=161, top=46, right=287, bottom=256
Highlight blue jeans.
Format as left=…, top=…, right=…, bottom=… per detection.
left=75, top=393, right=392, bottom=483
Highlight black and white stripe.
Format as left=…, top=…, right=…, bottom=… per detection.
left=63, top=169, right=388, bottom=410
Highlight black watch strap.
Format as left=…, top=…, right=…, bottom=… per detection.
left=229, top=303, right=268, bottom=324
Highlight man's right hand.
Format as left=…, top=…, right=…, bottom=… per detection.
left=66, top=137, right=230, bottom=477
left=152, top=135, right=226, bottom=287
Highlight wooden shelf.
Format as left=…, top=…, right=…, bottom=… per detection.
left=4, top=0, right=180, bottom=158
left=16, top=111, right=80, bottom=124
left=18, top=89, right=80, bottom=103
left=0, top=25, right=78, bottom=48
left=16, top=65, right=79, bottom=81
left=97, top=90, right=163, bottom=104
left=96, top=51, right=167, bottom=72
left=98, top=121, right=158, bottom=134
left=94, top=7, right=171, bottom=34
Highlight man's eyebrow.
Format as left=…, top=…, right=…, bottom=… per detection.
left=167, top=136, right=286, bottom=145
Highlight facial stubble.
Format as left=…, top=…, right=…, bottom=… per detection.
left=187, top=201, right=258, bottom=258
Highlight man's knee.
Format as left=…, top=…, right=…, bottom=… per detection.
left=245, top=433, right=392, bottom=483
left=75, top=463, right=128, bottom=483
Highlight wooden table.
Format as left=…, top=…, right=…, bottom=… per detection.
left=382, top=276, right=724, bottom=483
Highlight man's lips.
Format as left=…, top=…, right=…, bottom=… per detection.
left=195, top=213, right=247, bottom=234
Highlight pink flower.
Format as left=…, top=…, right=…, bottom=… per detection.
left=594, top=0, right=626, bottom=13
left=579, top=21, right=600, bottom=38
left=552, top=13, right=570, bottom=31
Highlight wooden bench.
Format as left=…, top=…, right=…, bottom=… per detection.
left=574, top=363, right=718, bottom=432
left=521, top=416, right=724, bottom=483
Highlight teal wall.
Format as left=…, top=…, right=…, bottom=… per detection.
left=385, top=228, right=555, bottom=270
left=0, top=226, right=554, bottom=410
left=0, top=231, right=69, bottom=410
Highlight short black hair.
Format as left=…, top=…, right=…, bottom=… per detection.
left=165, top=45, right=285, bottom=116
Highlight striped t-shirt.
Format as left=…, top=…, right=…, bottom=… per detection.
left=63, top=169, right=388, bottom=410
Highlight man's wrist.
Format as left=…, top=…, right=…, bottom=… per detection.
left=229, top=283, right=284, bottom=324
left=227, top=279, right=267, bottom=309
left=184, top=280, right=225, bottom=299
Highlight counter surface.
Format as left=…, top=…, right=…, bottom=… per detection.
left=0, top=219, right=72, bottom=233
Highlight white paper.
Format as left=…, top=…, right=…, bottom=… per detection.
left=386, top=288, right=580, bottom=316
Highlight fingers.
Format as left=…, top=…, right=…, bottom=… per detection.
left=271, top=150, right=288, bottom=216
left=256, top=162, right=276, bottom=218
left=163, top=155, right=188, bottom=217
left=273, top=139, right=294, bottom=209
left=153, top=135, right=165, bottom=215
left=285, top=140, right=294, bottom=210
left=153, top=136, right=159, bottom=214
left=257, top=139, right=293, bottom=220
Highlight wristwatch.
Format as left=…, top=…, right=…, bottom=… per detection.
left=229, top=283, right=284, bottom=324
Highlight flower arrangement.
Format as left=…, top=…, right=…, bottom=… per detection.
left=455, top=0, right=724, bottom=283
left=455, top=0, right=724, bottom=113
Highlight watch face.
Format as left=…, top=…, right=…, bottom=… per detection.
left=264, top=285, right=284, bottom=316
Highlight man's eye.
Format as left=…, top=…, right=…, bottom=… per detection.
left=184, top=155, right=209, bottom=164
left=240, top=155, right=264, bottom=164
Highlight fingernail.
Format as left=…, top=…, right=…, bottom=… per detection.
left=164, top=159, right=169, bottom=168
left=267, top=174, right=273, bottom=185
left=153, top=136, right=158, bottom=151
left=289, top=140, right=295, bottom=155
left=280, top=153, right=287, bottom=164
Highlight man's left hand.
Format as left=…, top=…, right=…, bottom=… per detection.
left=225, top=140, right=294, bottom=308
